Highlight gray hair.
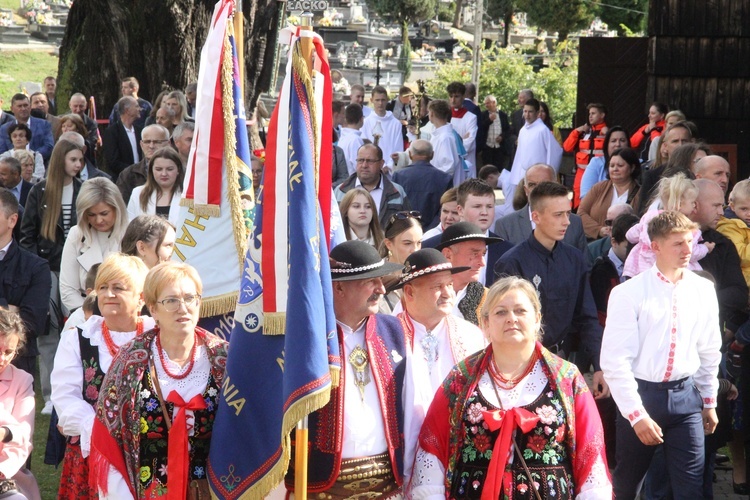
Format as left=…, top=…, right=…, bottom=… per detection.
left=142, top=124, right=171, bottom=139
left=59, top=131, right=85, bottom=149
left=172, top=121, right=195, bottom=141
left=0, top=156, right=21, bottom=176
left=524, top=163, right=556, bottom=183
left=118, top=96, right=139, bottom=113
left=408, top=139, right=433, bottom=158
left=484, top=95, right=497, bottom=104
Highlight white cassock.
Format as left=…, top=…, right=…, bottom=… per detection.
left=400, top=313, right=486, bottom=486
left=450, top=109, right=478, bottom=178
left=504, top=118, right=563, bottom=211
left=337, top=127, right=364, bottom=176
left=361, top=111, right=403, bottom=169
left=430, top=123, right=464, bottom=187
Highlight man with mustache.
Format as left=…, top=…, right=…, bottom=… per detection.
left=393, top=248, right=486, bottom=486
left=285, top=240, right=408, bottom=498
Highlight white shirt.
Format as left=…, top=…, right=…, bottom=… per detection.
left=127, top=185, right=182, bottom=227
left=361, top=111, right=403, bottom=168
left=123, top=124, right=140, bottom=163
left=607, top=247, right=625, bottom=280
left=504, top=118, right=563, bottom=212
left=339, top=319, right=388, bottom=458
left=402, top=313, right=485, bottom=484
left=337, top=127, right=364, bottom=176
left=600, top=266, right=721, bottom=426
left=355, top=175, right=384, bottom=216
left=430, top=124, right=463, bottom=187
left=611, top=187, right=629, bottom=206
left=0, top=240, right=10, bottom=260
left=51, top=315, right=156, bottom=458
left=450, top=110, right=478, bottom=177
left=421, top=224, right=444, bottom=241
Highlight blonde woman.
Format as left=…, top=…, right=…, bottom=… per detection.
left=10, top=150, right=36, bottom=184
left=60, top=178, right=129, bottom=312
left=127, top=148, right=184, bottom=226
left=164, top=90, right=192, bottom=126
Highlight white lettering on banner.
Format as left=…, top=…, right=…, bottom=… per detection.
left=285, top=0, right=329, bottom=11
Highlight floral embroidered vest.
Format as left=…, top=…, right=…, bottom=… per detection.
left=68, top=328, right=106, bottom=445
left=136, top=368, right=220, bottom=497
left=450, top=381, right=574, bottom=499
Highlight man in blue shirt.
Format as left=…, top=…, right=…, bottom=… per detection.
left=494, top=181, right=608, bottom=398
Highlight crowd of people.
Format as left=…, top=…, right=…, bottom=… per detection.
left=0, top=72, right=743, bottom=500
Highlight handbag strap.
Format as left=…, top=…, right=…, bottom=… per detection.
left=149, top=356, right=172, bottom=430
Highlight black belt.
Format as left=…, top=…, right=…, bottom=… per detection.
left=636, top=376, right=691, bottom=391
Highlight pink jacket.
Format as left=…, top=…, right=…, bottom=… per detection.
left=0, top=364, right=35, bottom=479
left=623, top=209, right=708, bottom=277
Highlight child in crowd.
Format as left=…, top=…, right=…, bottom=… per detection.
left=623, top=173, right=713, bottom=277
left=60, top=264, right=100, bottom=333
left=717, top=179, right=750, bottom=285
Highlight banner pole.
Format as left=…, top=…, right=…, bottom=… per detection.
left=233, top=0, right=245, bottom=97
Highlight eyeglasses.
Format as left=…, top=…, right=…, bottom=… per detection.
left=157, top=294, right=201, bottom=312
left=604, top=219, right=613, bottom=226
left=388, top=211, right=421, bottom=226
left=355, top=158, right=380, bottom=165
left=141, top=139, right=170, bottom=146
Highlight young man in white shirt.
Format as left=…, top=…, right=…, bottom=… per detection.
left=601, top=210, right=721, bottom=499
left=337, top=103, right=365, bottom=176
left=361, top=86, right=403, bottom=173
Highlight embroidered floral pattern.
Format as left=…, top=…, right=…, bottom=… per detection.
left=82, top=357, right=103, bottom=404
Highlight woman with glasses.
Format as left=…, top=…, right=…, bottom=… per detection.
left=91, top=261, right=228, bottom=499
left=0, top=309, right=41, bottom=500
left=51, top=254, right=154, bottom=499
left=380, top=210, right=422, bottom=311
left=127, top=148, right=185, bottom=226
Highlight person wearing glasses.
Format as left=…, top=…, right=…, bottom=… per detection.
left=334, top=143, right=411, bottom=228
left=0, top=309, right=42, bottom=500
left=115, top=124, right=172, bottom=205
left=127, top=148, right=184, bottom=226
left=91, top=261, right=227, bottom=499
left=102, top=96, right=144, bottom=182
left=52, top=254, right=154, bottom=499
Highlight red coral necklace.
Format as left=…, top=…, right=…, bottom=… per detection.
left=101, top=318, right=144, bottom=357
left=156, top=331, right=198, bottom=380
left=488, top=349, right=539, bottom=390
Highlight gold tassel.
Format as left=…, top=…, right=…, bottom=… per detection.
left=263, top=312, right=287, bottom=335
left=191, top=204, right=222, bottom=218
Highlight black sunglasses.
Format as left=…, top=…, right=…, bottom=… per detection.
left=388, top=211, right=422, bottom=226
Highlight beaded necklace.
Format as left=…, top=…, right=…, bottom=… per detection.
left=101, top=317, right=144, bottom=357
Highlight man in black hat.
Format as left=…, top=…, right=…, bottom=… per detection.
left=285, top=240, right=408, bottom=498
left=431, top=221, right=503, bottom=326
left=390, top=248, right=486, bottom=485
left=494, top=181, right=608, bottom=399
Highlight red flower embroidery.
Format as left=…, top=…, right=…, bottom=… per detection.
left=473, top=433, right=491, bottom=453
left=84, top=367, right=97, bottom=383
left=555, top=424, right=566, bottom=443
left=85, top=384, right=99, bottom=401
left=517, top=483, right=528, bottom=494
left=527, top=434, right=547, bottom=454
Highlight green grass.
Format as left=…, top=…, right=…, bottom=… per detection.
left=0, top=50, right=58, bottom=102
left=31, top=378, right=62, bottom=498
left=0, top=0, right=20, bottom=11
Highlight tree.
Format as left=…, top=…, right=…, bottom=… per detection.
left=517, top=0, right=596, bottom=40
left=366, top=0, right=436, bottom=81
left=596, top=0, right=648, bottom=36
left=57, top=0, right=278, bottom=121
left=486, top=0, right=516, bottom=47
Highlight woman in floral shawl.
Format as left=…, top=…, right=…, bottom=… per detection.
left=409, top=276, right=611, bottom=499
left=90, top=262, right=227, bottom=499
left=51, top=254, right=154, bottom=499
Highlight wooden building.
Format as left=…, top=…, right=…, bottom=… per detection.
left=576, top=0, right=749, bottom=180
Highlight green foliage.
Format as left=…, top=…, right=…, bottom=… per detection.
left=365, top=0, right=436, bottom=24
left=486, top=0, right=515, bottom=22
left=437, top=2, right=454, bottom=22
left=517, top=0, right=596, bottom=39
left=426, top=45, right=578, bottom=129
left=398, top=23, right=413, bottom=81
left=596, top=0, right=648, bottom=36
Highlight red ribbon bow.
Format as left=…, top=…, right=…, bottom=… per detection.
left=166, top=391, right=207, bottom=500
left=480, top=407, right=540, bottom=500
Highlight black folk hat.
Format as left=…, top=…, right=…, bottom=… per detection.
left=391, top=248, right=470, bottom=290
left=434, top=221, right=504, bottom=251
left=330, top=240, right=403, bottom=282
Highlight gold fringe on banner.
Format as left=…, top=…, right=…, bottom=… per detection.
left=263, top=312, right=287, bottom=335
left=200, top=291, right=239, bottom=318
left=330, top=365, right=340, bottom=388
left=222, top=20, right=252, bottom=270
